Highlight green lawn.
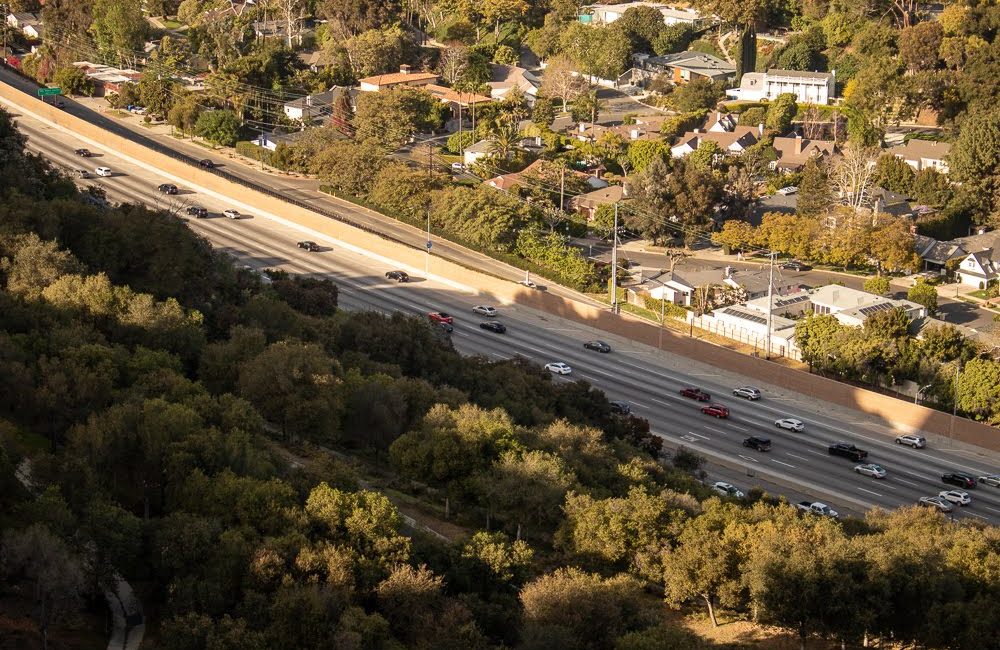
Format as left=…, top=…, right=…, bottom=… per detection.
left=162, top=19, right=183, bottom=29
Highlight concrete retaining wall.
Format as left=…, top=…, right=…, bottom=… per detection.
left=2, top=82, right=996, bottom=452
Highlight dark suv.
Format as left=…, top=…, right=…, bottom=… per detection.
left=157, top=183, right=178, bottom=195
left=609, top=401, right=631, bottom=415
left=680, top=387, right=711, bottom=402
left=828, top=443, right=868, bottom=461
left=479, top=321, right=506, bottom=334
left=743, top=436, right=772, bottom=452
left=584, top=340, right=612, bottom=353
left=185, top=205, right=208, bottom=218
left=385, top=270, right=409, bottom=282
left=297, top=241, right=321, bottom=252
left=942, top=473, right=976, bottom=489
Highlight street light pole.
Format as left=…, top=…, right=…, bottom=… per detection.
left=764, top=251, right=775, bottom=359
left=610, top=202, right=619, bottom=314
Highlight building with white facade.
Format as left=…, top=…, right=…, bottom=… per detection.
left=886, top=139, right=951, bottom=174
left=582, top=3, right=709, bottom=28
left=726, top=69, right=836, bottom=105
left=807, top=285, right=926, bottom=327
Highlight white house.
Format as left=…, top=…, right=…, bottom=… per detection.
left=463, top=139, right=493, bottom=167
left=283, top=87, right=355, bottom=122
left=886, top=139, right=952, bottom=174
left=726, top=69, right=836, bottom=105
left=583, top=2, right=708, bottom=27
left=807, top=285, right=927, bottom=327
left=6, top=12, right=42, bottom=38
left=487, top=64, right=541, bottom=105
left=956, top=241, right=1000, bottom=289
left=639, top=51, right=736, bottom=84
left=670, top=125, right=761, bottom=158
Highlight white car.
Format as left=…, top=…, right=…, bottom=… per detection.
left=544, top=362, right=572, bottom=375
left=223, top=209, right=241, bottom=219
left=520, top=279, right=538, bottom=289
left=733, top=386, right=761, bottom=400
left=711, top=481, right=745, bottom=498
left=777, top=186, right=798, bottom=195
left=978, top=474, right=1000, bottom=487
left=938, top=490, right=971, bottom=506
left=854, top=463, right=887, bottom=479
left=451, top=162, right=465, bottom=171
left=775, top=418, right=804, bottom=432
left=95, top=166, right=113, bottom=177
left=919, top=496, right=954, bottom=512
left=472, top=305, right=498, bottom=317
left=895, top=434, right=926, bottom=449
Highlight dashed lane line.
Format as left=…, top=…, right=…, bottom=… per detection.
left=857, top=487, right=883, bottom=497
left=771, top=459, right=796, bottom=469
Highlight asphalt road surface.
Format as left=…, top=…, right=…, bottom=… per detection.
left=9, top=97, right=1000, bottom=526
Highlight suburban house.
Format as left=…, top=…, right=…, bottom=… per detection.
left=571, top=185, right=625, bottom=221
left=807, top=285, right=927, bottom=327
left=572, top=121, right=660, bottom=143
left=253, top=130, right=309, bottom=152
left=581, top=2, right=709, bottom=28
left=670, top=125, right=761, bottom=158
left=722, top=268, right=801, bottom=301
left=642, top=268, right=722, bottom=306
left=955, top=237, right=1000, bottom=288
left=726, top=69, right=837, bottom=104
left=6, top=12, right=42, bottom=39
left=282, top=87, right=355, bottom=123
left=638, top=51, right=736, bottom=84
left=486, top=159, right=609, bottom=193
left=704, top=111, right=739, bottom=132
left=742, top=292, right=814, bottom=318
left=487, top=64, right=541, bottom=105
left=913, top=229, right=999, bottom=273
left=72, top=62, right=142, bottom=96
left=298, top=50, right=339, bottom=72
left=463, top=139, right=493, bottom=167
left=707, top=306, right=798, bottom=355
left=357, top=65, right=439, bottom=92
left=424, top=84, right=492, bottom=117
left=770, top=134, right=836, bottom=171
left=887, top=139, right=951, bottom=174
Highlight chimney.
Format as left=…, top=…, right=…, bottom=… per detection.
left=794, top=134, right=803, bottom=155
left=305, top=94, right=312, bottom=107
left=399, top=64, right=411, bottom=75
left=758, top=123, right=764, bottom=136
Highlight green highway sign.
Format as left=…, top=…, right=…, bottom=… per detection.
left=37, top=87, right=62, bottom=97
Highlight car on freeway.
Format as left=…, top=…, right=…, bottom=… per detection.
left=942, top=473, right=976, bottom=489
left=584, top=340, right=612, bottom=353
left=777, top=186, right=798, bottom=195
left=199, top=159, right=216, bottom=168
left=895, top=434, right=926, bottom=448
left=545, top=362, right=572, bottom=375
left=297, top=241, right=321, bottom=252
left=743, top=436, right=772, bottom=452
left=185, top=206, right=208, bottom=218
left=775, top=418, right=804, bottom=432
left=519, top=279, right=538, bottom=289
left=780, top=260, right=810, bottom=272
left=733, top=386, right=761, bottom=400
left=938, top=490, right=971, bottom=506
left=95, top=166, right=113, bottom=177
left=679, top=387, right=711, bottom=402
left=797, top=501, right=838, bottom=518
left=75, top=169, right=91, bottom=179
left=472, top=305, right=498, bottom=317
left=74, top=148, right=92, bottom=157
left=437, top=322, right=454, bottom=333
left=919, top=496, right=954, bottom=513
left=978, top=474, right=1000, bottom=487
left=223, top=209, right=241, bottom=219
left=428, top=312, right=454, bottom=325
left=855, top=463, right=887, bottom=479
left=712, top=482, right=745, bottom=498
left=479, top=321, right=506, bottom=334
left=701, top=403, right=730, bottom=418
left=385, top=270, right=409, bottom=282
left=157, top=183, right=178, bottom=195
left=609, top=401, right=631, bottom=415
left=828, top=442, right=868, bottom=461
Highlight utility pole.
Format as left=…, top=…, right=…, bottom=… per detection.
left=559, top=164, right=565, bottom=212
left=764, top=251, right=775, bottom=359
left=610, top=202, right=619, bottom=314
left=948, top=364, right=961, bottom=445
left=425, top=143, right=433, bottom=273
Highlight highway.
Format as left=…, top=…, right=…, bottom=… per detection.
left=7, top=99, right=1000, bottom=525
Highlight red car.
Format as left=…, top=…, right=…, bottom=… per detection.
left=428, top=312, right=454, bottom=325
left=680, top=387, right=711, bottom=402
left=701, top=404, right=730, bottom=418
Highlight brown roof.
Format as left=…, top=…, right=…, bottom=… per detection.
left=424, top=84, right=492, bottom=106
left=675, top=125, right=759, bottom=151
left=887, top=139, right=951, bottom=162
left=358, top=70, right=439, bottom=87
left=572, top=185, right=625, bottom=210
left=772, top=136, right=836, bottom=168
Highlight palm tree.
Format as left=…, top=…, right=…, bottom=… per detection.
left=486, top=114, right=521, bottom=162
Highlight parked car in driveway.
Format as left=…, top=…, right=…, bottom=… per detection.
left=545, top=362, right=572, bottom=375
left=919, top=496, right=954, bottom=512
left=895, top=434, right=926, bottom=448
left=472, top=305, right=498, bottom=317
left=743, top=436, right=771, bottom=452
left=938, top=490, right=971, bottom=506
left=712, top=482, right=744, bottom=498
left=942, top=473, right=976, bottom=489
left=479, top=321, right=506, bottom=334
left=428, top=312, right=454, bottom=325
left=385, top=270, right=409, bottom=282
left=297, top=241, right=321, bottom=252
left=584, top=340, right=611, bottom=353
left=679, top=387, right=711, bottom=401
left=775, top=418, right=804, bottom=432
left=701, top=404, right=729, bottom=418
left=733, top=386, right=761, bottom=400
left=854, top=463, right=887, bottom=479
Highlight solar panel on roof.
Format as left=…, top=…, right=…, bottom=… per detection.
left=857, top=302, right=895, bottom=317
left=723, top=308, right=768, bottom=325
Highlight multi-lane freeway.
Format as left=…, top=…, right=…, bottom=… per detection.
left=7, top=98, right=1000, bottom=525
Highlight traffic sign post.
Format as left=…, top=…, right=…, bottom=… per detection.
left=37, top=87, right=62, bottom=97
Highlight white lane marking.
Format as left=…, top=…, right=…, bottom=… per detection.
left=805, top=449, right=827, bottom=456
left=984, top=506, right=1000, bottom=514
left=857, top=487, right=883, bottom=497
left=651, top=398, right=673, bottom=406
left=771, top=459, right=796, bottom=468
left=490, top=353, right=510, bottom=359
left=686, top=431, right=710, bottom=441
left=786, top=453, right=810, bottom=461
left=893, top=478, right=919, bottom=487
left=729, top=424, right=749, bottom=432
left=882, top=484, right=898, bottom=491
left=967, top=513, right=988, bottom=521
left=680, top=434, right=699, bottom=443
left=630, top=401, right=650, bottom=409
left=702, top=426, right=729, bottom=436
left=738, top=454, right=760, bottom=463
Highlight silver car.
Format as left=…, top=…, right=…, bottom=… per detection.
left=854, top=463, right=887, bottom=479
left=711, top=481, right=745, bottom=498
left=733, top=386, right=762, bottom=400
left=978, top=474, right=1000, bottom=487
left=938, top=490, right=971, bottom=506
left=895, top=434, right=926, bottom=449
left=919, top=496, right=954, bottom=513
left=775, top=418, right=804, bottom=432
left=472, top=305, right=498, bottom=317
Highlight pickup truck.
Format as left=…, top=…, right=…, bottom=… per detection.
left=828, top=442, right=868, bottom=461
left=797, top=501, right=839, bottom=518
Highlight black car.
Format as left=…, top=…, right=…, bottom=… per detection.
left=385, top=270, right=409, bottom=282
left=438, top=322, right=454, bottom=333
left=74, top=148, right=92, bottom=157
left=609, top=400, right=631, bottom=415
left=781, top=260, right=811, bottom=272
left=158, top=183, right=178, bottom=195
left=297, top=241, right=321, bottom=252
left=679, top=387, right=711, bottom=402
left=828, top=442, right=868, bottom=461
left=942, top=473, right=976, bottom=489
left=199, top=159, right=215, bottom=169
left=743, top=436, right=772, bottom=452
left=479, top=321, right=507, bottom=334
left=584, top=340, right=612, bottom=353
left=185, top=205, right=208, bottom=218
